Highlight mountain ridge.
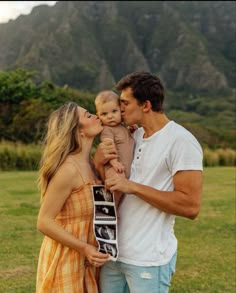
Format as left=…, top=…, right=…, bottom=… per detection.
left=0, top=1, right=235, bottom=95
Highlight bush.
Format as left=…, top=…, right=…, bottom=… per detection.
left=0, top=141, right=41, bottom=171
left=203, top=148, right=219, bottom=166
left=217, top=148, right=236, bottom=166
left=0, top=141, right=235, bottom=170
left=203, top=148, right=236, bottom=167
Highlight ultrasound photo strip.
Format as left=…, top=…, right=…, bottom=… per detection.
left=92, top=185, right=119, bottom=261
left=93, top=185, right=114, bottom=202
left=98, top=240, right=118, bottom=258
left=94, top=224, right=116, bottom=240
left=94, top=204, right=116, bottom=221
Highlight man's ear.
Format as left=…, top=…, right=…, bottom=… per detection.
left=143, top=100, right=152, bottom=112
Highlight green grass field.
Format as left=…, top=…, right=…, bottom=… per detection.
left=0, top=167, right=235, bottom=292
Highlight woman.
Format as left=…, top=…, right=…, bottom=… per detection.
left=36, top=102, right=110, bottom=292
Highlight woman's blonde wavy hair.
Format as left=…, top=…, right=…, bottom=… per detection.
left=38, top=102, right=82, bottom=199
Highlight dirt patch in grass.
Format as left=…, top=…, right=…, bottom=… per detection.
left=0, top=266, right=31, bottom=279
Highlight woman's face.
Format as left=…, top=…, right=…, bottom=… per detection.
left=78, top=107, right=103, bottom=138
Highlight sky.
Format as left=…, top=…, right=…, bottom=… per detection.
left=0, top=1, right=57, bottom=23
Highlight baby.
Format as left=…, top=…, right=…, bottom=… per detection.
left=95, top=90, right=135, bottom=210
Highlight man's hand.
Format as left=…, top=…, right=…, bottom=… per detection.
left=105, top=173, right=133, bottom=193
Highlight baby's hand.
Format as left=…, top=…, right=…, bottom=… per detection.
left=110, top=159, right=125, bottom=173
left=127, top=124, right=138, bottom=133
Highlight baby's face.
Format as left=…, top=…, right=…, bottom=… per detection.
left=97, top=101, right=121, bottom=127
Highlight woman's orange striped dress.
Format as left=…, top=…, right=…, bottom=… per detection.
left=36, top=181, right=98, bottom=293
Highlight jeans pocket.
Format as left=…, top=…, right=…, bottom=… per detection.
left=159, top=252, right=177, bottom=288
left=169, top=252, right=177, bottom=277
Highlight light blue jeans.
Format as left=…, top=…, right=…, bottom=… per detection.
left=99, top=252, right=177, bottom=293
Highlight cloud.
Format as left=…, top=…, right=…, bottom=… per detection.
left=0, top=1, right=57, bottom=23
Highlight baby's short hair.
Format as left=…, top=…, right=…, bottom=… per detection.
left=95, top=90, right=119, bottom=109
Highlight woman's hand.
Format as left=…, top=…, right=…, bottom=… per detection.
left=83, top=243, right=110, bottom=267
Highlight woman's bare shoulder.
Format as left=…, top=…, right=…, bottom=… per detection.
left=56, top=157, right=83, bottom=188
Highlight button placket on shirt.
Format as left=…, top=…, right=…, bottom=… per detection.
left=136, top=146, right=142, bottom=160
left=132, top=141, right=144, bottom=180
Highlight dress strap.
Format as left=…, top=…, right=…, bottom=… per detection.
left=65, top=160, right=86, bottom=185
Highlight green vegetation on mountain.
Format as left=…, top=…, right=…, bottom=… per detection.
left=0, top=1, right=235, bottom=94
left=0, top=1, right=235, bottom=149
left=0, top=69, right=235, bottom=151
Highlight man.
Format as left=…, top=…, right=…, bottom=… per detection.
left=94, top=71, right=203, bottom=293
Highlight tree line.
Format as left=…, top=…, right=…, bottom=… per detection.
left=0, top=68, right=96, bottom=143
left=0, top=68, right=235, bottom=169
left=0, top=68, right=235, bottom=150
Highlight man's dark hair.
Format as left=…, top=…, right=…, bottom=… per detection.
left=116, top=71, right=164, bottom=112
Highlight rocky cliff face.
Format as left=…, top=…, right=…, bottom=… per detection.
left=0, top=1, right=235, bottom=94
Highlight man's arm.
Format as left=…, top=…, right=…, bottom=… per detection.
left=105, top=170, right=202, bottom=220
